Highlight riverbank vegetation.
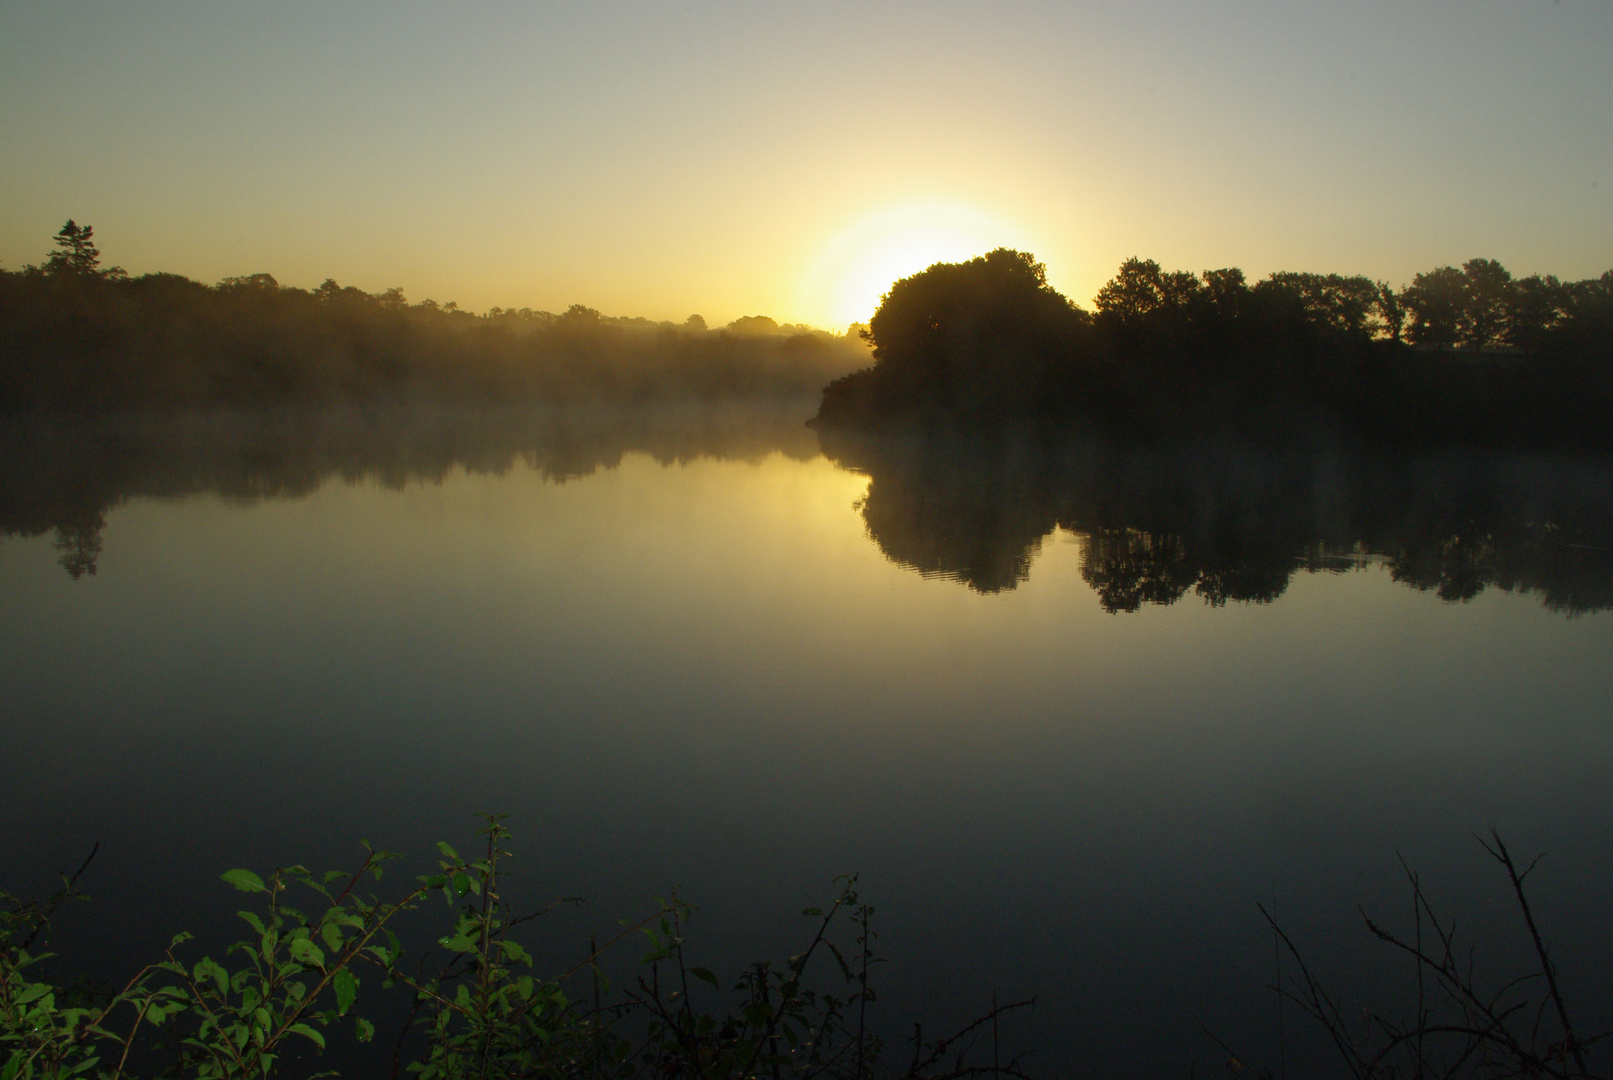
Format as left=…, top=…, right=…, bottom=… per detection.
left=0, top=223, right=869, bottom=412
left=1, top=817, right=1033, bottom=1080
left=811, top=250, right=1613, bottom=447
left=5, top=823, right=1605, bottom=1078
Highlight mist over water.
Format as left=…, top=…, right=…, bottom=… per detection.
left=2, top=400, right=1611, bottom=1077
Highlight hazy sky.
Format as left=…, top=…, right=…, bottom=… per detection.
left=3, top=1, right=1608, bottom=328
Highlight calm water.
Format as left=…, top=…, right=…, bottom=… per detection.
left=3, top=402, right=1612, bottom=1077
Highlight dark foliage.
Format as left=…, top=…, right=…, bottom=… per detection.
left=0, top=224, right=868, bottom=413
left=811, top=252, right=1613, bottom=449
left=816, top=250, right=1094, bottom=424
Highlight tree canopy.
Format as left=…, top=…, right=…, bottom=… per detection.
left=813, top=249, right=1613, bottom=446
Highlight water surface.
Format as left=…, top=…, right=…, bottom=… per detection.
left=2, top=403, right=1610, bottom=1077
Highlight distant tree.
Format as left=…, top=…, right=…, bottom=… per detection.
left=43, top=220, right=124, bottom=278
left=1504, top=273, right=1565, bottom=349
left=683, top=314, right=707, bottom=332
left=1375, top=282, right=1405, bottom=342
left=1094, top=258, right=1170, bottom=324
left=1094, top=258, right=1202, bottom=327
left=726, top=315, right=780, bottom=336
left=1458, top=258, right=1512, bottom=349
left=558, top=304, right=602, bottom=325
left=1200, top=267, right=1248, bottom=312
left=1264, top=272, right=1378, bottom=337
left=1562, top=271, right=1613, bottom=321
left=313, top=277, right=381, bottom=305
left=217, top=273, right=280, bottom=292
left=1402, top=266, right=1466, bottom=348
left=852, top=248, right=1092, bottom=417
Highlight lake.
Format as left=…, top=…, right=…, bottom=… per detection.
left=2, top=400, right=1611, bottom=1077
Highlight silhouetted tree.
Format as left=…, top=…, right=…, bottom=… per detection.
left=858, top=248, right=1094, bottom=418
left=1264, top=272, right=1379, bottom=338
left=1505, top=274, right=1566, bottom=349
left=1093, top=258, right=1201, bottom=327
left=1457, top=258, right=1512, bottom=349
left=1201, top=267, right=1249, bottom=313
left=1403, top=266, right=1466, bottom=347
left=727, top=315, right=780, bottom=335
left=43, top=220, right=123, bottom=279
left=217, top=273, right=280, bottom=292
left=1375, top=281, right=1405, bottom=342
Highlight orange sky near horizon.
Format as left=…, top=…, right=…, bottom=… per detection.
left=2, top=2, right=1609, bottom=330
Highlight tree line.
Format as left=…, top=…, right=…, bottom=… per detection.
left=813, top=249, right=1613, bottom=446
left=0, top=221, right=869, bottom=412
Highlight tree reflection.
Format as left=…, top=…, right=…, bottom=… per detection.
left=0, top=402, right=821, bottom=580
left=53, top=511, right=105, bottom=579
left=5, top=407, right=1610, bottom=615
left=818, top=424, right=1613, bottom=615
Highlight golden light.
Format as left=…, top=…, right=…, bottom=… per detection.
left=797, top=203, right=1035, bottom=330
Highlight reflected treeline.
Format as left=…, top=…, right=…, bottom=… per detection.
left=817, top=424, right=1613, bottom=615
left=0, top=401, right=822, bottom=578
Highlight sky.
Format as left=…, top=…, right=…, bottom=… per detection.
left=2, top=1, right=1609, bottom=329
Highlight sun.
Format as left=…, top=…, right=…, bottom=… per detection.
left=798, top=203, right=1034, bottom=330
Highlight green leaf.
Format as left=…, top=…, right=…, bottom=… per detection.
left=354, top=1016, right=375, bottom=1043
left=320, top=920, right=343, bottom=953
left=497, top=940, right=532, bottom=966
left=237, top=911, right=266, bottom=935
left=437, top=933, right=478, bottom=954
left=221, top=869, right=266, bottom=893
left=14, top=982, right=52, bottom=1004
left=288, top=1022, right=325, bottom=1049
left=436, top=841, right=459, bottom=860
left=194, top=957, right=229, bottom=996
left=332, top=968, right=358, bottom=1016
left=288, top=938, right=325, bottom=968
left=689, top=966, right=719, bottom=987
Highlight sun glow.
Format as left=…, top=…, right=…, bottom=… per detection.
left=798, top=203, right=1035, bottom=330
